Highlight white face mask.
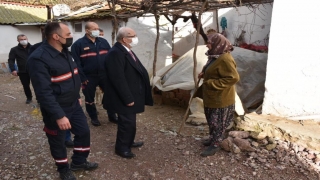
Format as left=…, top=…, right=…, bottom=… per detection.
left=130, top=37, right=139, bottom=47
left=89, top=30, right=99, bottom=38
left=19, top=40, right=28, bottom=46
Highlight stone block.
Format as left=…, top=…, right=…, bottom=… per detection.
left=233, top=138, right=256, bottom=152
left=153, top=94, right=162, bottom=105
left=229, top=131, right=250, bottom=139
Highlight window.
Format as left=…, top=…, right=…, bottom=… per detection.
left=74, top=22, right=82, bottom=33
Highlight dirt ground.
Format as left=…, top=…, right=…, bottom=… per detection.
left=0, top=73, right=319, bottom=180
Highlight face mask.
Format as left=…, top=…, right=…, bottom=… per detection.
left=99, top=36, right=104, bottom=38
left=89, top=30, right=99, bottom=38
left=58, top=36, right=73, bottom=48
left=19, top=40, right=28, bottom=46
left=63, top=37, right=73, bottom=48
left=130, top=37, right=139, bottom=47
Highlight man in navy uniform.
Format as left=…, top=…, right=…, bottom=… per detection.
left=28, top=22, right=98, bottom=180
left=71, top=22, right=117, bottom=126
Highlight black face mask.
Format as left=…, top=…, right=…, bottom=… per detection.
left=58, top=35, right=73, bottom=48
left=62, top=37, right=73, bottom=48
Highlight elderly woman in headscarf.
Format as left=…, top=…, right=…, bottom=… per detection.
left=195, top=33, right=240, bottom=157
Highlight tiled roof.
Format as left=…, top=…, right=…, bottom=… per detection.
left=0, top=2, right=47, bottom=24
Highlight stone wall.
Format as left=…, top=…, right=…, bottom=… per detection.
left=153, top=88, right=191, bottom=108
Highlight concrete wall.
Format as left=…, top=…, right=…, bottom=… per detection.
left=0, top=25, right=42, bottom=63
left=262, top=1, right=320, bottom=119
left=218, top=4, right=272, bottom=46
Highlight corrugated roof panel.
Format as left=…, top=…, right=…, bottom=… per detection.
left=0, top=3, right=47, bottom=24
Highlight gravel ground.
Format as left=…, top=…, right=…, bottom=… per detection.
left=0, top=73, right=319, bottom=180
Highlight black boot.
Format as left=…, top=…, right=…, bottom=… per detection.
left=91, top=118, right=101, bottom=126
left=59, top=169, right=76, bottom=180
left=107, top=112, right=118, bottom=124
left=26, top=97, right=32, bottom=104
left=70, top=161, right=98, bottom=171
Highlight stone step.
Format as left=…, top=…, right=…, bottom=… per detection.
left=235, top=113, right=320, bottom=151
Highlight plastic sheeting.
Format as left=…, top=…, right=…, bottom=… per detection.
left=152, top=45, right=268, bottom=110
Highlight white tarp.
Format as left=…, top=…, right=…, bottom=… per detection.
left=152, top=45, right=268, bottom=110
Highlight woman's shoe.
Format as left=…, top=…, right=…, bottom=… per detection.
left=200, top=146, right=221, bottom=157
left=202, top=139, right=211, bottom=146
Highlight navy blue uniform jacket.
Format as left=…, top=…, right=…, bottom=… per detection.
left=71, top=35, right=111, bottom=82
left=102, top=42, right=153, bottom=114
left=27, top=42, right=81, bottom=124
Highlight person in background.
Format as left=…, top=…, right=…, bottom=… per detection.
left=28, top=22, right=98, bottom=180
left=195, top=33, right=240, bottom=157
left=103, top=27, right=153, bottom=159
left=71, top=22, right=118, bottom=126
left=8, top=34, right=33, bottom=104
left=99, top=28, right=104, bottom=38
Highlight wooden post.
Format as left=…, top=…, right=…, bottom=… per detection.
left=153, top=12, right=160, bottom=77
left=108, top=0, right=118, bottom=45
left=178, top=1, right=207, bottom=135
left=172, top=23, right=175, bottom=62
left=215, top=9, right=219, bottom=33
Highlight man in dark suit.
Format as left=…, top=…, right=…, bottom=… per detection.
left=103, top=27, right=153, bottom=159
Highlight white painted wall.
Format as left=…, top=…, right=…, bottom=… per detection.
left=262, top=1, right=320, bottom=119
left=218, top=4, right=272, bottom=46
left=0, top=25, right=42, bottom=63
left=66, top=20, right=114, bottom=45
left=173, top=11, right=218, bottom=57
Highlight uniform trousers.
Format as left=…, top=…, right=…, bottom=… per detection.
left=82, top=75, right=116, bottom=120
left=41, top=100, right=90, bottom=172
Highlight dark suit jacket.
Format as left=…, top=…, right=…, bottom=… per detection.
left=103, top=42, right=153, bottom=114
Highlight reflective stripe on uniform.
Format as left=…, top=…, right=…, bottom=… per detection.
left=99, top=50, right=108, bottom=55
left=51, top=68, right=78, bottom=83
left=55, top=158, right=68, bottom=164
left=80, top=52, right=97, bottom=58
left=73, top=147, right=90, bottom=152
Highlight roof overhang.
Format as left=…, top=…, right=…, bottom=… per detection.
left=14, top=23, right=46, bottom=25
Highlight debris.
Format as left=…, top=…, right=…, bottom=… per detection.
left=5, top=95, right=16, bottom=99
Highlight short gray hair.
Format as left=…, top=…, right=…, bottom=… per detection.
left=17, top=34, right=26, bottom=40
left=116, top=27, right=128, bottom=42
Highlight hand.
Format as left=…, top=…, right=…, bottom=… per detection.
left=78, top=98, right=82, bottom=106
left=127, top=102, right=134, bottom=106
left=11, top=71, right=18, bottom=76
left=198, top=72, right=204, bottom=79
left=56, top=116, right=71, bottom=130
left=82, top=80, right=89, bottom=85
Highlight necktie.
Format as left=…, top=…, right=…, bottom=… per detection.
left=129, top=50, right=141, bottom=71
left=128, top=51, right=136, bottom=62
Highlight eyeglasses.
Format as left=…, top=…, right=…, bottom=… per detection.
left=126, top=35, right=137, bottom=38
